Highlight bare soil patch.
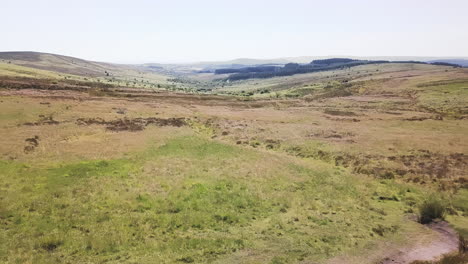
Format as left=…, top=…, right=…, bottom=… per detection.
left=380, top=221, right=459, bottom=264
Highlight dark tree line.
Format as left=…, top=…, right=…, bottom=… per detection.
left=213, top=58, right=463, bottom=81
left=429, top=62, right=462, bottom=68
left=215, top=65, right=280, bottom=74
left=220, top=59, right=376, bottom=81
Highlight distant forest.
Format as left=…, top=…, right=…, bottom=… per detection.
left=214, top=58, right=462, bottom=81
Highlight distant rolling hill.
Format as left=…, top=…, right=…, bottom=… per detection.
left=184, top=56, right=468, bottom=66
left=0, top=51, right=173, bottom=88
left=147, top=56, right=468, bottom=75
left=210, top=58, right=466, bottom=81
left=0, top=51, right=134, bottom=77
left=3, top=52, right=467, bottom=80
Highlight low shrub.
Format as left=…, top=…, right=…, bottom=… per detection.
left=419, top=197, right=446, bottom=224
left=460, top=234, right=467, bottom=253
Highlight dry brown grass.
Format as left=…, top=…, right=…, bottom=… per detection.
left=1, top=68, right=466, bottom=186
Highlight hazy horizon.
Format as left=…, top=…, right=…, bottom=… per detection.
left=2, top=0, right=468, bottom=63
left=4, top=51, right=468, bottom=65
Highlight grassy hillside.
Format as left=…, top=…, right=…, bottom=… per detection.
left=0, top=51, right=120, bottom=77
left=0, top=52, right=174, bottom=90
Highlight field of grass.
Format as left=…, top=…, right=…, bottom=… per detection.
left=0, top=60, right=467, bottom=263
left=0, top=131, right=431, bottom=263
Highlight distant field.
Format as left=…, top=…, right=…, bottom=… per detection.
left=0, top=54, right=467, bottom=263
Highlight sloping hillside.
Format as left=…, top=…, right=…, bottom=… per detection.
left=0, top=51, right=124, bottom=77
left=0, top=52, right=172, bottom=88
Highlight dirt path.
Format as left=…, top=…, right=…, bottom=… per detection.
left=380, top=221, right=459, bottom=264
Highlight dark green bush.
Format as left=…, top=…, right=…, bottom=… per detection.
left=460, top=234, right=467, bottom=253
left=419, top=197, right=446, bottom=224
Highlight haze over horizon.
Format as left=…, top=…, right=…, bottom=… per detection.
left=2, top=0, right=468, bottom=63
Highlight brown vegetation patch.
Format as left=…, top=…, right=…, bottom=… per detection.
left=76, top=117, right=186, bottom=132
left=23, top=115, right=60, bottom=126
left=383, top=111, right=404, bottom=115
left=323, top=109, right=358, bottom=116
left=285, top=147, right=467, bottom=190
left=324, top=116, right=361, bottom=122
left=351, top=151, right=466, bottom=189
left=0, top=77, right=114, bottom=91
left=397, top=152, right=466, bottom=183
left=24, top=136, right=39, bottom=153
left=404, top=116, right=444, bottom=121
left=308, top=130, right=355, bottom=140
left=264, top=139, right=282, bottom=149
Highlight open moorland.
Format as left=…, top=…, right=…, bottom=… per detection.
left=0, top=52, right=467, bottom=264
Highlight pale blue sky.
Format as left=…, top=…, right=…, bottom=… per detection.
left=2, top=0, right=467, bottom=63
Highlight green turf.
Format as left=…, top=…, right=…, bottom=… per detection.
left=0, top=135, right=438, bottom=263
